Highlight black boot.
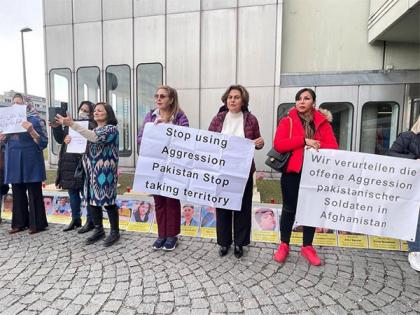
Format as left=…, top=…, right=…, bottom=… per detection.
left=85, top=226, right=105, bottom=245
left=103, top=230, right=120, bottom=247
left=63, top=218, right=82, bottom=232
left=85, top=205, right=105, bottom=244
left=78, top=220, right=94, bottom=234
left=104, top=205, right=120, bottom=247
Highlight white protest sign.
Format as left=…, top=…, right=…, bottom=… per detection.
left=295, top=149, right=420, bottom=241
left=133, top=123, right=255, bottom=210
left=66, top=121, right=89, bottom=153
left=0, top=106, right=27, bottom=134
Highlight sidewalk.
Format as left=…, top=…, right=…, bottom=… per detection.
left=0, top=223, right=418, bottom=315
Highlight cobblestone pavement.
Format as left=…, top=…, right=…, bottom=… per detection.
left=0, top=223, right=418, bottom=315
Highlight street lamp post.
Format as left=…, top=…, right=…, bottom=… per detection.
left=20, top=27, right=32, bottom=95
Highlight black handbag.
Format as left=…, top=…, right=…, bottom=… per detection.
left=74, top=159, right=85, bottom=182
left=265, top=116, right=293, bottom=173
left=265, top=149, right=291, bottom=173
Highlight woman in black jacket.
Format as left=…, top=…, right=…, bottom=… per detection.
left=388, top=116, right=420, bottom=272
left=51, top=101, right=96, bottom=232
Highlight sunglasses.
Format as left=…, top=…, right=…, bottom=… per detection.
left=154, top=94, right=168, bottom=100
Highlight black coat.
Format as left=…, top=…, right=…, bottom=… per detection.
left=53, top=120, right=96, bottom=190
left=388, top=131, right=420, bottom=160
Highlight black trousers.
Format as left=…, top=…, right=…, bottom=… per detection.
left=89, top=204, right=119, bottom=231
left=216, top=175, right=253, bottom=247
left=12, top=182, right=48, bottom=231
left=280, top=172, right=315, bottom=246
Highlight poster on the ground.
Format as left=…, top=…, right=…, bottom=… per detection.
left=200, top=206, right=217, bottom=239
left=295, top=149, right=420, bottom=241
left=133, top=123, right=254, bottom=210
left=127, top=200, right=154, bottom=233
left=251, top=206, right=280, bottom=243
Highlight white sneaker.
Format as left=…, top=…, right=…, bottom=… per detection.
left=408, top=252, right=420, bottom=272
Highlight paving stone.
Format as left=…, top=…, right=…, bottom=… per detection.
left=0, top=224, right=416, bottom=315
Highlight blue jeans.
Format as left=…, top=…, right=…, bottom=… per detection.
left=68, top=188, right=92, bottom=223
left=408, top=213, right=420, bottom=252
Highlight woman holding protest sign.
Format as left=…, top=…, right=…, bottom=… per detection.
left=50, top=101, right=96, bottom=232
left=137, top=85, right=189, bottom=251
left=388, top=116, right=420, bottom=272
left=56, top=102, right=120, bottom=247
left=0, top=93, right=48, bottom=234
left=208, top=85, right=264, bottom=259
left=273, top=88, right=338, bottom=266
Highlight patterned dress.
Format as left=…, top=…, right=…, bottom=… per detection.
left=82, top=125, right=119, bottom=206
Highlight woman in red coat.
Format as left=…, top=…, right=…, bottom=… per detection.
left=273, top=88, right=338, bottom=266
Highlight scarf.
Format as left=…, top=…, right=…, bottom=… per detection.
left=298, top=110, right=315, bottom=139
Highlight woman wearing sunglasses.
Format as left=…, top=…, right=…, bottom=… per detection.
left=137, top=85, right=189, bottom=251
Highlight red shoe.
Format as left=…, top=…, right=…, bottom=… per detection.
left=301, top=245, right=321, bottom=266
left=273, top=242, right=289, bottom=263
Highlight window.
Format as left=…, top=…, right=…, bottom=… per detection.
left=49, top=68, right=72, bottom=155
left=410, top=98, right=420, bottom=128
left=319, top=102, right=353, bottom=150
left=136, top=63, right=163, bottom=142
left=360, top=102, right=399, bottom=155
left=277, top=103, right=294, bottom=126
left=77, top=67, right=101, bottom=109
left=106, top=65, right=131, bottom=156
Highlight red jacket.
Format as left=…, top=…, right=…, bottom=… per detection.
left=273, top=108, right=338, bottom=173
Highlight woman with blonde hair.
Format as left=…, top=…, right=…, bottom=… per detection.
left=137, top=85, right=189, bottom=251
left=388, top=115, right=420, bottom=272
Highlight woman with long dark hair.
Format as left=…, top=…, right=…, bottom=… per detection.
left=273, top=88, right=338, bottom=266
left=51, top=101, right=96, bottom=232
left=56, top=102, right=120, bottom=246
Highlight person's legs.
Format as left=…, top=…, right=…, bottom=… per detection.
left=63, top=188, right=82, bottom=231
left=27, top=182, right=48, bottom=233
left=233, top=175, right=253, bottom=258
left=10, top=183, right=29, bottom=231
left=408, top=214, right=420, bottom=271
left=216, top=208, right=233, bottom=247
left=154, top=195, right=167, bottom=238
left=68, top=188, right=82, bottom=219
left=162, top=197, right=181, bottom=251
left=279, top=173, right=300, bottom=244
left=103, top=204, right=120, bottom=247
left=274, top=173, right=300, bottom=263
left=164, top=197, right=181, bottom=237
left=86, top=204, right=105, bottom=244
left=78, top=198, right=94, bottom=234
left=152, top=195, right=167, bottom=249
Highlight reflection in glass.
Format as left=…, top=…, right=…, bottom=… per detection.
left=137, top=63, right=163, bottom=152
left=77, top=67, right=100, bottom=108
left=106, top=65, right=131, bottom=155
left=49, top=68, right=71, bottom=155
left=277, top=103, right=294, bottom=126
left=360, top=102, right=399, bottom=155
left=319, top=102, right=353, bottom=150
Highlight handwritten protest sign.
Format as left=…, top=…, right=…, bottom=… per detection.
left=296, top=149, right=420, bottom=241
left=133, top=123, right=255, bottom=210
left=0, top=106, right=26, bottom=134
left=66, top=121, right=89, bottom=153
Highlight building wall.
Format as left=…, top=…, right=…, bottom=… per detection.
left=281, top=0, right=420, bottom=73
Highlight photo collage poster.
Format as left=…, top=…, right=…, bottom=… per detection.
left=0, top=192, right=410, bottom=251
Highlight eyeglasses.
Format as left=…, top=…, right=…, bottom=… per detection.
left=154, top=94, right=168, bottom=100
